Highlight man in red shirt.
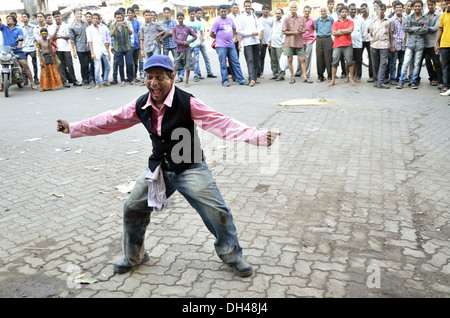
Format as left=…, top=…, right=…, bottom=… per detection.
left=328, top=6, right=356, bottom=86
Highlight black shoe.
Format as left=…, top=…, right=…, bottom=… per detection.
left=73, top=81, right=82, bottom=87
left=228, top=259, right=253, bottom=277
left=377, top=84, right=390, bottom=89
left=198, top=76, right=204, bottom=80
left=270, top=76, right=278, bottom=80
left=207, top=74, right=217, bottom=78
left=113, top=254, right=150, bottom=274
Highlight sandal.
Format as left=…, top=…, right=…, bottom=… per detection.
left=396, top=83, right=403, bottom=89
left=289, top=78, right=296, bottom=84
left=175, top=78, right=183, bottom=83
left=248, top=80, right=256, bottom=87
left=302, top=78, right=313, bottom=83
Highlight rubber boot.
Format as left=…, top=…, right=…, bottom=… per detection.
left=113, top=207, right=151, bottom=274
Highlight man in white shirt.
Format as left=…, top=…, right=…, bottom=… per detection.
left=236, top=0, right=264, bottom=87
left=49, top=10, right=81, bottom=87
left=20, top=12, right=39, bottom=84
left=86, top=13, right=111, bottom=88
left=258, top=4, right=274, bottom=78
left=268, top=8, right=285, bottom=81
left=349, top=3, right=364, bottom=81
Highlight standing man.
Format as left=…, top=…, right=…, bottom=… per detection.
left=397, top=0, right=429, bottom=89
left=195, top=8, right=217, bottom=80
left=282, top=1, right=312, bottom=84
left=210, top=5, right=247, bottom=87
left=185, top=8, right=204, bottom=83
left=368, top=3, right=393, bottom=89
left=389, top=1, right=407, bottom=85
left=69, top=8, right=91, bottom=89
left=228, top=3, right=241, bottom=81
left=421, top=0, right=442, bottom=87
left=328, top=6, right=356, bottom=87
left=348, top=3, right=364, bottom=82
left=435, top=0, right=450, bottom=95
left=161, top=7, right=178, bottom=58
left=268, top=8, right=286, bottom=81
left=315, top=7, right=334, bottom=82
left=127, top=7, right=141, bottom=84
left=86, top=13, right=111, bottom=89
left=0, top=15, right=38, bottom=91
left=295, top=5, right=316, bottom=80
left=360, top=3, right=374, bottom=81
left=110, top=10, right=136, bottom=87
left=33, top=12, right=46, bottom=42
left=55, top=55, right=280, bottom=277
left=237, top=0, right=264, bottom=87
left=172, top=12, right=197, bottom=87
left=51, top=10, right=81, bottom=88
left=258, top=4, right=274, bottom=78
left=20, top=12, right=39, bottom=85
left=140, top=9, right=166, bottom=60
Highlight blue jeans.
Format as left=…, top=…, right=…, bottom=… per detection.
left=114, top=49, right=134, bottom=83
left=198, top=42, right=212, bottom=76
left=389, top=50, right=405, bottom=82
left=93, top=53, right=110, bottom=85
left=124, top=161, right=243, bottom=264
left=191, top=46, right=201, bottom=78
left=216, top=46, right=246, bottom=84
left=163, top=46, right=177, bottom=59
left=399, top=48, right=423, bottom=84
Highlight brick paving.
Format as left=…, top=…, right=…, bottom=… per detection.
left=0, top=53, right=449, bottom=299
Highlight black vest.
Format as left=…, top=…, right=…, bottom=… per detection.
left=135, top=87, right=204, bottom=175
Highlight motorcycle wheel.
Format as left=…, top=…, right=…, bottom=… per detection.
left=3, top=74, right=9, bottom=97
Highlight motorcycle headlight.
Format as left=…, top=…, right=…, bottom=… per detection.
left=0, top=54, right=12, bottom=61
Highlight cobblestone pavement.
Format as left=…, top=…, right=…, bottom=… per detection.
left=0, top=52, right=449, bottom=299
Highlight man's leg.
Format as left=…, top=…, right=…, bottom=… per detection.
left=169, top=162, right=252, bottom=276
left=113, top=168, right=153, bottom=274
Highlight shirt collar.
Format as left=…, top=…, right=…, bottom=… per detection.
left=141, top=85, right=175, bottom=110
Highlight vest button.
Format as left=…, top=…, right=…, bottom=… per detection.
left=163, top=153, right=167, bottom=156
left=161, top=140, right=165, bottom=143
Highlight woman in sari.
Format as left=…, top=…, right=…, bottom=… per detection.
left=36, top=28, right=63, bottom=91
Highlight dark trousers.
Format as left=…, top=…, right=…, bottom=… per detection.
left=420, top=47, right=443, bottom=84
left=360, top=41, right=373, bottom=78
left=56, top=51, right=77, bottom=83
left=370, top=47, right=390, bottom=85
left=132, top=48, right=140, bottom=79
left=24, top=51, right=38, bottom=82
left=259, top=43, right=269, bottom=76
left=316, top=36, right=333, bottom=80
left=441, top=47, right=450, bottom=89
left=77, top=51, right=91, bottom=84
left=243, top=44, right=260, bottom=81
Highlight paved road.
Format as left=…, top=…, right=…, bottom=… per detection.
left=0, top=47, right=449, bottom=300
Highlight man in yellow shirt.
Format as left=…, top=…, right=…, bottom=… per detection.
left=435, top=0, right=450, bottom=95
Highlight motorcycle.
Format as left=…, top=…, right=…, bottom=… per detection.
left=0, top=45, right=27, bottom=97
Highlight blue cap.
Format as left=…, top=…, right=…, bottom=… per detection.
left=144, top=55, right=174, bottom=72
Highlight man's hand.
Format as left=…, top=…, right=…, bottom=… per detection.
left=266, top=131, right=281, bottom=146
left=56, top=119, right=70, bottom=134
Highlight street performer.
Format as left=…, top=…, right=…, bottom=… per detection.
left=56, top=55, right=280, bottom=277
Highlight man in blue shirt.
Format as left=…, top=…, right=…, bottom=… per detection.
left=161, top=7, right=178, bottom=58
left=315, top=7, right=334, bottom=82
left=0, top=16, right=37, bottom=91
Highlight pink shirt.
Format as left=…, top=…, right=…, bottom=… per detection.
left=69, top=85, right=270, bottom=146
left=303, top=16, right=316, bottom=44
